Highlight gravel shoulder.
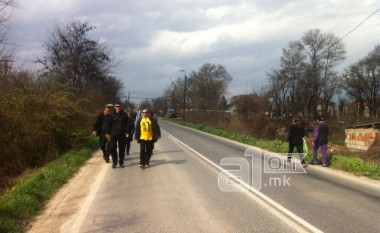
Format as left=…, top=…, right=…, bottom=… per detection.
left=26, top=150, right=105, bottom=233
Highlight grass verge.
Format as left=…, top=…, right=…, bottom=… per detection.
left=169, top=119, right=380, bottom=180
left=0, top=137, right=98, bottom=233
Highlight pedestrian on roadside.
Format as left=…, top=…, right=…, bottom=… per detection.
left=92, top=105, right=112, bottom=163
left=311, top=116, right=330, bottom=167
left=125, top=112, right=135, bottom=155
left=287, top=116, right=306, bottom=166
left=108, top=102, right=129, bottom=168
left=134, top=108, right=161, bottom=168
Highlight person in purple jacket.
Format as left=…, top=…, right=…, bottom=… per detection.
left=311, top=116, right=330, bottom=167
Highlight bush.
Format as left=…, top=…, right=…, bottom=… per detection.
left=0, top=72, right=98, bottom=192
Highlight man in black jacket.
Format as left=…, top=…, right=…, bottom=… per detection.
left=287, top=116, right=306, bottom=166
left=92, top=106, right=111, bottom=163
left=108, top=103, right=129, bottom=168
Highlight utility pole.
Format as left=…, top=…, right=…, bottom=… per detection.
left=0, top=59, right=13, bottom=76
left=180, top=70, right=187, bottom=122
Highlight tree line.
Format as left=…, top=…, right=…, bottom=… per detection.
left=156, top=29, right=380, bottom=126
left=0, top=8, right=125, bottom=189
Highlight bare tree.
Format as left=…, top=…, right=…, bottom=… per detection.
left=280, top=41, right=307, bottom=117
left=301, top=29, right=345, bottom=118
left=163, top=77, right=183, bottom=112
left=266, top=29, right=345, bottom=120
left=139, top=99, right=152, bottom=110
left=342, top=44, right=380, bottom=118
left=190, top=63, right=232, bottom=111
left=0, top=0, right=16, bottom=76
left=267, top=68, right=290, bottom=118
left=37, top=20, right=118, bottom=95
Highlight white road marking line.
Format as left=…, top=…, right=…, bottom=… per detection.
left=67, top=161, right=109, bottom=233
left=163, top=129, right=323, bottom=233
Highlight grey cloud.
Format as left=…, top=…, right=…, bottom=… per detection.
left=8, top=0, right=380, bottom=105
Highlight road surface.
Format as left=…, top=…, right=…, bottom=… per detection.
left=28, top=120, right=380, bottom=233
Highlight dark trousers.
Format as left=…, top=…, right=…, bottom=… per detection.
left=140, top=140, right=154, bottom=166
left=99, top=133, right=110, bottom=161
left=110, top=134, right=126, bottom=166
left=126, top=141, right=131, bottom=154
left=288, top=142, right=304, bottom=163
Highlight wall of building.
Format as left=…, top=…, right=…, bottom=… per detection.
left=345, top=128, right=380, bottom=151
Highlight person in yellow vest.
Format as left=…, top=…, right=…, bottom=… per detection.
left=134, top=108, right=161, bottom=168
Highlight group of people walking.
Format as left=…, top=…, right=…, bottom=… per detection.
left=94, top=102, right=329, bottom=169
left=287, top=115, right=330, bottom=167
left=92, top=103, right=161, bottom=169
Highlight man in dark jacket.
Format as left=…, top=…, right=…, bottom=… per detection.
left=125, top=112, right=135, bottom=155
left=92, top=106, right=111, bottom=163
left=287, top=116, right=306, bottom=166
left=108, top=103, right=129, bottom=168
left=134, top=108, right=161, bottom=168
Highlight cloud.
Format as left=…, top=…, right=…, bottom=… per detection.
left=8, top=0, right=380, bottom=105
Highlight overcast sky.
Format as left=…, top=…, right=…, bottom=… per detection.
left=9, top=0, right=380, bottom=105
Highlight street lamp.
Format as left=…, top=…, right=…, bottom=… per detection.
left=180, top=69, right=187, bottom=122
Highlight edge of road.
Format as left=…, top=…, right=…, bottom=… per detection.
left=162, top=120, right=380, bottom=232
left=162, top=120, right=380, bottom=197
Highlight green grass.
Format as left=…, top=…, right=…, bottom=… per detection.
left=330, top=155, right=380, bottom=180
left=168, top=119, right=380, bottom=180
left=0, top=137, right=98, bottom=233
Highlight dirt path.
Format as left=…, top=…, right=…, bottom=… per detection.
left=26, top=150, right=105, bottom=233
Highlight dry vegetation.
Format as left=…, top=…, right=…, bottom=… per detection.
left=0, top=72, right=106, bottom=192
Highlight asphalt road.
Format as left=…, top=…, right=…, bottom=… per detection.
left=62, top=120, right=380, bottom=233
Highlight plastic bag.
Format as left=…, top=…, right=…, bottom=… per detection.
left=303, top=138, right=308, bottom=154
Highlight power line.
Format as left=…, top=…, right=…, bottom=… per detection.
left=338, top=8, right=380, bottom=42
left=230, top=9, right=380, bottom=79
left=128, top=96, right=161, bottom=100
left=298, top=9, right=379, bottom=57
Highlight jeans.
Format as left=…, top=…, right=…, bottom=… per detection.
left=139, top=140, right=154, bottom=166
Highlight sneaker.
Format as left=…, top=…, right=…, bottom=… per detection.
left=112, top=164, right=117, bottom=168
left=105, top=160, right=110, bottom=163
left=139, top=165, right=143, bottom=168
left=119, top=164, right=124, bottom=168
left=144, top=165, right=149, bottom=168
left=310, top=161, right=318, bottom=165
left=322, top=164, right=327, bottom=167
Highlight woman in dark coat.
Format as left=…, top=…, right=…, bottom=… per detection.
left=125, top=112, right=135, bottom=155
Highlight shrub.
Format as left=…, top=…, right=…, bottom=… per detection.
left=0, top=72, right=98, bottom=192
